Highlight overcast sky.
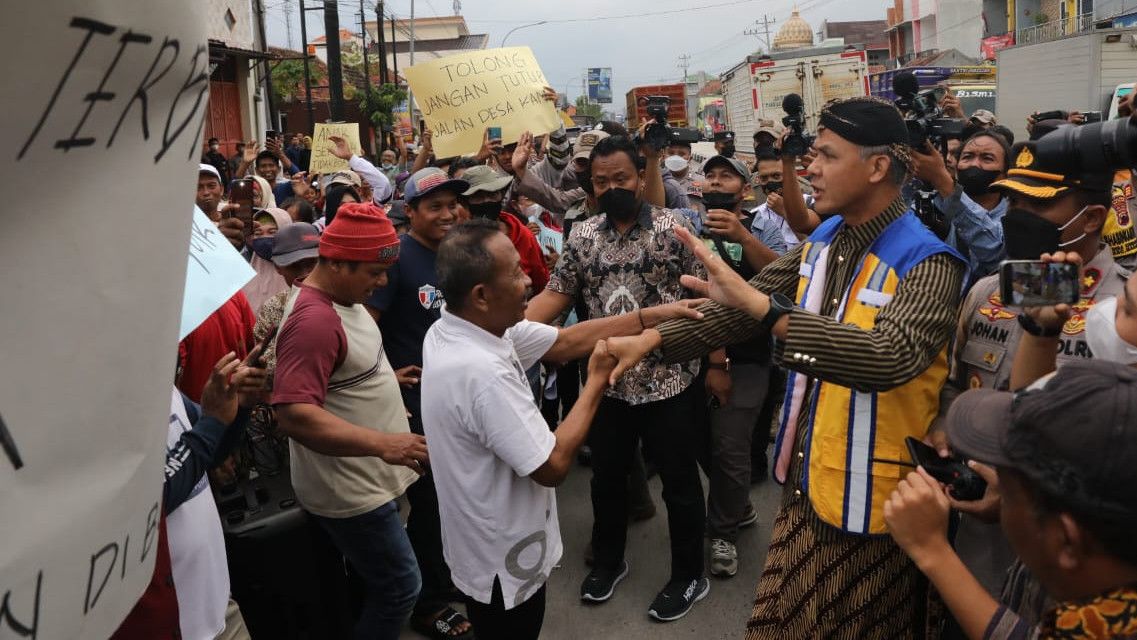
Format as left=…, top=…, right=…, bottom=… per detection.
left=263, top=0, right=887, bottom=113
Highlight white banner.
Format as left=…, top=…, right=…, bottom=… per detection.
left=0, top=2, right=209, bottom=638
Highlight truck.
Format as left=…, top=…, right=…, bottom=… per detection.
left=625, top=83, right=689, bottom=130
left=719, top=44, right=869, bottom=147
left=869, top=66, right=997, bottom=116
left=996, top=28, right=1137, bottom=142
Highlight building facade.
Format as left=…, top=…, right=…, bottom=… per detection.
left=205, top=0, right=273, bottom=158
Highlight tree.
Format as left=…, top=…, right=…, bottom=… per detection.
left=359, top=83, right=407, bottom=149
left=575, top=95, right=603, bottom=120
left=271, top=58, right=326, bottom=103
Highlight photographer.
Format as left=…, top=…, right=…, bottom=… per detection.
left=748, top=147, right=804, bottom=254
left=884, top=358, right=1137, bottom=640
left=931, top=138, right=1126, bottom=604
left=912, top=130, right=1014, bottom=278
left=697, top=155, right=781, bottom=579
left=713, top=130, right=736, bottom=158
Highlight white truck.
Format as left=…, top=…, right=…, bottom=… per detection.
left=720, top=44, right=870, bottom=149
left=996, top=27, right=1137, bottom=142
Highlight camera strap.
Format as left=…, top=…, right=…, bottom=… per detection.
left=710, top=235, right=744, bottom=274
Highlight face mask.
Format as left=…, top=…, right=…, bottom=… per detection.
left=525, top=204, right=543, bottom=222
left=251, top=236, right=275, bottom=261
left=702, top=191, right=740, bottom=211
left=1000, top=206, right=1088, bottom=260
left=467, top=201, right=501, bottom=220
left=957, top=167, right=1002, bottom=197
left=1086, top=296, right=1137, bottom=364
left=762, top=180, right=783, bottom=195
left=381, top=163, right=395, bottom=170
left=598, top=187, right=639, bottom=221
left=721, top=143, right=736, bottom=158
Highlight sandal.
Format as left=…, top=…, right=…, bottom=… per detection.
left=412, top=606, right=474, bottom=640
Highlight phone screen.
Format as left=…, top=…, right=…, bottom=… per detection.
left=228, top=178, right=255, bottom=226
left=488, top=126, right=502, bottom=140
left=999, top=261, right=1080, bottom=307
left=905, top=436, right=942, bottom=469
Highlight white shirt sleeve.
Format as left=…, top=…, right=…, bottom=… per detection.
left=506, top=320, right=559, bottom=370
left=471, top=379, right=556, bottom=477
left=349, top=155, right=393, bottom=203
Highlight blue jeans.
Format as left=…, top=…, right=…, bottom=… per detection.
left=312, top=501, right=421, bottom=640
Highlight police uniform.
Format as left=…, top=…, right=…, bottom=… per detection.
left=1105, top=169, right=1137, bottom=270
left=939, top=139, right=1130, bottom=603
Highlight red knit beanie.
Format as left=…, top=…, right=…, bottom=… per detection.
left=319, top=202, right=400, bottom=264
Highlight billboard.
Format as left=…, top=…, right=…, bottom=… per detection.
left=588, top=67, right=612, bottom=103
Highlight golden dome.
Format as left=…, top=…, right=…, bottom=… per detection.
left=773, top=10, right=814, bottom=51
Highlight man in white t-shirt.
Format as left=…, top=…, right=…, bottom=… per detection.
left=421, top=219, right=704, bottom=638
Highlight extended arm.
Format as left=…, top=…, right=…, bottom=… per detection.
left=276, top=403, right=427, bottom=472
left=781, top=154, right=821, bottom=234
left=530, top=344, right=612, bottom=487
left=349, top=155, right=394, bottom=203
left=935, top=187, right=1006, bottom=276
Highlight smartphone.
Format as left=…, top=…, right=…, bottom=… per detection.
left=1034, top=110, right=1067, bottom=122
left=905, top=436, right=987, bottom=501
left=265, top=129, right=279, bottom=141
left=245, top=324, right=279, bottom=369
left=999, top=260, right=1080, bottom=307
left=488, top=126, right=502, bottom=141
left=418, top=119, right=426, bottom=136
left=228, top=178, right=255, bottom=230
left=1082, top=111, right=1103, bottom=123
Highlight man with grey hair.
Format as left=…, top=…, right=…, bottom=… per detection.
left=601, top=96, right=969, bottom=638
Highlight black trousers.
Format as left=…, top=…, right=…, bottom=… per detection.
left=589, top=384, right=705, bottom=582
left=406, top=411, right=454, bottom=617
left=465, top=577, right=546, bottom=640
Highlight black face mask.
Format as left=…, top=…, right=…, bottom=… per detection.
left=1001, top=206, right=1087, bottom=260
left=702, top=191, right=740, bottom=211
left=762, top=180, right=783, bottom=195
left=598, top=187, right=639, bottom=221
left=467, top=201, right=501, bottom=220
left=957, top=167, right=1002, bottom=198
left=720, top=143, right=736, bottom=158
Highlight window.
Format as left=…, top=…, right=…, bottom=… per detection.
left=224, top=8, right=236, bottom=31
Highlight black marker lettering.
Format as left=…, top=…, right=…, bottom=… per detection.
left=84, top=542, right=118, bottom=614
left=140, top=502, right=159, bottom=563
left=18, top=17, right=116, bottom=159
left=107, top=37, right=180, bottom=147
left=154, top=45, right=208, bottom=162
left=0, top=570, right=41, bottom=639
left=56, top=31, right=152, bottom=151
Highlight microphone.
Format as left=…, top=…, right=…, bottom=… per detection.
left=893, top=71, right=920, bottom=100
left=782, top=93, right=804, bottom=113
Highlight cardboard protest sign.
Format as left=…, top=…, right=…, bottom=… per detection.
left=309, top=122, right=362, bottom=174
left=405, top=47, right=560, bottom=158
left=1, top=3, right=208, bottom=637
left=181, top=207, right=257, bottom=340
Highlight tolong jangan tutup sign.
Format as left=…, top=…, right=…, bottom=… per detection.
left=405, top=47, right=561, bottom=158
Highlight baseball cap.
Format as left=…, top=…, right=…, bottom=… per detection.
left=199, top=163, right=221, bottom=181
left=991, top=139, right=1113, bottom=200
left=270, top=222, right=320, bottom=266
left=327, top=170, right=362, bottom=189
left=404, top=167, right=470, bottom=202
left=573, top=130, right=611, bottom=161
left=702, top=154, right=751, bottom=183
left=970, top=109, right=997, bottom=125
left=461, top=165, right=512, bottom=196
left=754, top=120, right=785, bottom=140
left=945, top=359, right=1137, bottom=513
left=713, top=131, right=735, bottom=142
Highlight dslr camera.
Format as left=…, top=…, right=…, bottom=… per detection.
left=892, top=73, right=965, bottom=150
left=639, top=95, right=672, bottom=151
left=781, top=93, right=814, bottom=157
left=1033, top=114, right=1137, bottom=175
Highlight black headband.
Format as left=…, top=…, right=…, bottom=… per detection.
left=819, top=97, right=910, bottom=148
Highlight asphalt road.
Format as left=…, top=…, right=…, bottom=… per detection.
left=403, top=456, right=784, bottom=639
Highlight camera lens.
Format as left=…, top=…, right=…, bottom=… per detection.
left=1033, top=115, right=1137, bottom=176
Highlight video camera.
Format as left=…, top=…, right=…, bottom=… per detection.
left=638, top=95, right=672, bottom=150
left=892, top=72, right=965, bottom=151
left=781, top=93, right=814, bottom=157
left=1033, top=114, right=1137, bottom=175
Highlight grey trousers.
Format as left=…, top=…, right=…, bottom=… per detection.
left=707, top=363, right=770, bottom=542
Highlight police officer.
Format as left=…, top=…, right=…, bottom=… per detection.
left=713, top=130, right=736, bottom=158
left=666, top=128, right=705, bottom=211
left=934, top=138, right=1129, bottom=599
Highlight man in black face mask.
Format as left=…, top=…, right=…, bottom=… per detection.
left=459, top=165, right=549, bottom=291
left=713, top=130, right=736, bottom=158
left=525, top=135, right=713, bottom=623
left=930, top=137, right=1127, bottom=613
left=913, top=130, right=1013, bottom=278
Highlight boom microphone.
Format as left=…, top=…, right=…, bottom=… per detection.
left=782, top=93, right=804, bottom=113
left=893, top=71, right=920, bottom=100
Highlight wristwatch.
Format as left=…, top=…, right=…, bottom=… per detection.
left=1017, top=313, right=1061, bottom=338
left=761, top=292, right=794, bottom=331
left=707, top=358, right=731, bottom=372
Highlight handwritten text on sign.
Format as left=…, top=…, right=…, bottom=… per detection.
left=308, top=122, right=362, bottom=174
left=405, top=47, right=560, bottom=158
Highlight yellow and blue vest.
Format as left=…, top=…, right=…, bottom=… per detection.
left=773, top=212, right=965, bottom=535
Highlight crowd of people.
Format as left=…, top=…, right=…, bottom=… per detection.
left=112, top=81, right=1137, bottom=640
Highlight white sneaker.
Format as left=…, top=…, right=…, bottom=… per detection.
left=709, top=538, right=738, bottom=577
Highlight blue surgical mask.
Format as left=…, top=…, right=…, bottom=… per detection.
left=251, top=236, right=275, bottom=261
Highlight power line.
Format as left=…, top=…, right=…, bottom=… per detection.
left=464, top=0, right=764, bottom=25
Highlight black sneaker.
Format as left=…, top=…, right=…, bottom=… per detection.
left=580, top=560, right=629, bottom=603
left=648, top=577, right=710, bottom=622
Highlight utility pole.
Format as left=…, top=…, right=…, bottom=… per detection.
left=324, top=0, right=346, bottom=121
left=283, top=0, right=295, bottom=49
left=744, top=14, right=777, bottom=52
left=407, top=0, right=415, bottom=126
left=375, top=1, right=389, bottom=152
left=390, top=10, right=398, bottom=80
left=359, top=0, right=374, bottom=155
left=299, top=1, right=317, bottom=132
left=677, top=53, right=691, bottom=81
